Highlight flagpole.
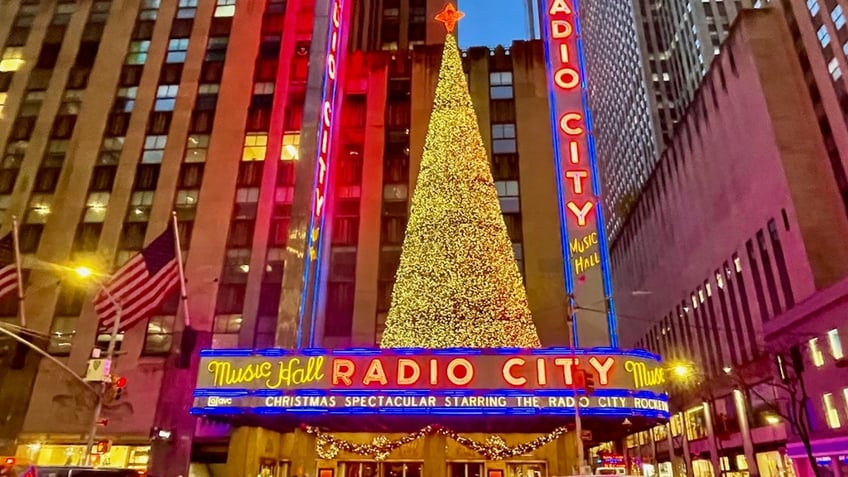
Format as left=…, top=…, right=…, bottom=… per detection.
left=11, top=216, right=25, bottom=328
left=171, top=212, right=191, bottom=327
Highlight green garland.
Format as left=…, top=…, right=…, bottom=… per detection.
left=302, top=424, right=567, bottom=461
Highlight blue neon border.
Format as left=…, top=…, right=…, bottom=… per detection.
left=198, top=346, right=661, bottom=360
left=191, top=387, right=669, bottom=419
left=193, top=347, right=667, bottom=418
left=298, top=0, right=348, bottom=346
left=540, top=0, right=618, bottom=346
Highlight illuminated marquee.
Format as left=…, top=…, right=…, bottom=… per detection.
left=542, top=0, right=617, bottom=347
left=191, top=348, right=669, bottom=418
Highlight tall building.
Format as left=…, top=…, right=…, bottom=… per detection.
left=0, top=0, right=574, bottom=472
left=607, top=7, right=848, bottom=477
left=581, top=0, right=761, bottom=236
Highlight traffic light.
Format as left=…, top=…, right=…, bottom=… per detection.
left=113, top=375, right=127, bottom=400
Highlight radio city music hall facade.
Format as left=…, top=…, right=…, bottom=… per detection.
left=0, top=0, right=670, bottom=476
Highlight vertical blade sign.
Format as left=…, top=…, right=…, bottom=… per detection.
left=542, top=0, right=618, bottom=347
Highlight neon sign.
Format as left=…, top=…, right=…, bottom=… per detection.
left=299, top=0, right=347, bottom=344
left=191, top=348, right=669, bottom=418
left=542, top=0, right=617, bottom=347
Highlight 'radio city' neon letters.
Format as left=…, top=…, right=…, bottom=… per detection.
left=310, top=0, right=343, bottom=245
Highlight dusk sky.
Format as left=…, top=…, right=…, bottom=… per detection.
left=457, top=0, right=536, bottom=49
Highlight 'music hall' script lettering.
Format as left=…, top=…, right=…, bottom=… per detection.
left=207, top=357, right=325, bottom=389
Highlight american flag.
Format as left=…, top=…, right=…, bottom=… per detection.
left=0, top=232, right=17, bottom=300
left=95, top=226, right=180, bottom=333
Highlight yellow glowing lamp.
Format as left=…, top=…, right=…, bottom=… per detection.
left=74, top=266, right=94, bottom=279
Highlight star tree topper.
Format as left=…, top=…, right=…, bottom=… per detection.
left=435, top=3, right=464, bottom=33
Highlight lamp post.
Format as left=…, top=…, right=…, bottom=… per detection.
left=77, top=267, right=122, bottom=467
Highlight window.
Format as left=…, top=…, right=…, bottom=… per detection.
left=235, top=187, right=259, bottom=219
left=142, top=135, right=167, bottom=163
left=212, top=314, right=242, bottom=348
left=140, top=0, right=159, bottom=19
left=339, top=462, right=378, bottom=477
left=824, top=393, right=841, bottom=428
left=492, top=123, right=517, bottom=154
left=195, top=83, right=219, bottom=111
left=25, top=194, right=53, bottom=223
left=810, top=338, right=825, bottom=367
left=214, top=0, right=236, bottom=17
left=59, top=89, right=83, bottom=115
left=115, top=87, right=137, bottom=113
left=223, top=248, right=251, bottom=282
left=52, top=3, right=76, bottom=25
left=513, top=243, right=524, bottom=275
left=126, top=41, right=150, bottom=65
left=127, top=191, right=155, bottom=222
left=383, top=184, right=408, bottom=201
left=155, top=84, right=178, bottom=111
left=185, top=134, right=209, bottom=162
left=828, top=329, right=844, bottom=360
left=243, top=133, right=268, bottom=161
left=807, top=0, right=819, bottom=16
left=144, top=315, right=175, bottom=354
left=281, top=134, right=299, bottom=161
left=495, top=180, right=520, bottom=213
left=166, top=38, right=190, bottom=63
left=83, top=192, right=110, bottom=222
left=490, top=71, right=514, bottom=99
left=44, top=140, right=68, bottom=165
left=0, top=48, right=25, bottom=72
left=828, top=58, right=842, bottom=80
left=206, top=37, right=229, bottom=61
left=177, top=0, right=198, bottom=18
left=844, top=388, right=848, bottom=416
left=254, top=82, right=274, bottom=95
left=100, top=137, right=125, bottom=164
left=818, top=25, right=832, bottom=47
left=175, top=189, right=199, bottom=219
left=832, top=6, right=845, bottom=29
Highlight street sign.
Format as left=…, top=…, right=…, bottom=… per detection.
left=84, top=358, right=112, bottom=382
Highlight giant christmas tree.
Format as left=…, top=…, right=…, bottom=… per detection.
left=380, top=5, right=541, bottom=349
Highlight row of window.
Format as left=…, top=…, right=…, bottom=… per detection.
left=636, top=216, right=794, bottom=377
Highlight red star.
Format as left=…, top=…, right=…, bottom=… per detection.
left=435, top=3, right=464, bottom=34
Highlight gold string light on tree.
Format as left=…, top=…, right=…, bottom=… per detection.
left=303, top=424, right=567, bottom=461
left=379, top=3, right=541, bottom=349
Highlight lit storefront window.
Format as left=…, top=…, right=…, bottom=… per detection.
left=685, top=407, right=707, bottom=440
left=16, top=444, right=150, bottom=470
